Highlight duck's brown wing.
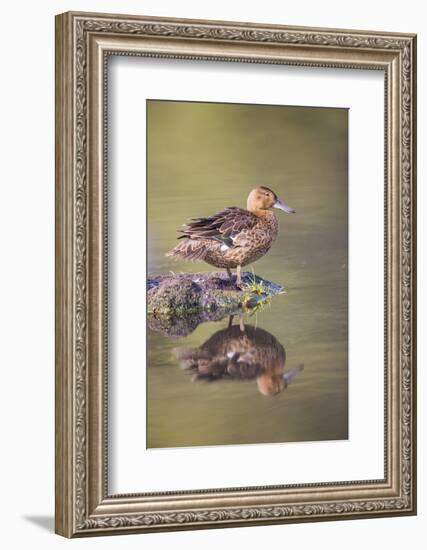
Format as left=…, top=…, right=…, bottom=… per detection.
left=178, top=207, right=257, bottom=243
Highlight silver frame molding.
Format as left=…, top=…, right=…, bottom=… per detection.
left=55, top=11, right=417, bottom=538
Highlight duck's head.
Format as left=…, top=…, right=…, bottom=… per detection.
left=247, top=186, right=296, bottom=216
left=256, top=363, right=304, bottom=397
left=256, top=372, right=286, bottom=396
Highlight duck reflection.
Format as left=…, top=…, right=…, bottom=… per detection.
left=175, top=317, right=303, bottom=397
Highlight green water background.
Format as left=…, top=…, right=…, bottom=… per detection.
left=147, top=100, right=348, bottom=448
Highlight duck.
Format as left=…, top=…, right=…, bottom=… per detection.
left=166, top=186, right=295, bottom=286
left=175, top=317, right=304, bottom=397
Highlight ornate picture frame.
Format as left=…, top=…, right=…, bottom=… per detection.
left=55, top=11, right=417, bottom=537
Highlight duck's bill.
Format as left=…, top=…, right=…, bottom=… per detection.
left=282, top=364, right=304, bottom=385
left=274, top=199, right=296, bottom=214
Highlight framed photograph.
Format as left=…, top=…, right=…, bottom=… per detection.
left=55, top=11, right=417, bottom=537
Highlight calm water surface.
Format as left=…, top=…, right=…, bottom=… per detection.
left=147, top=101, right=348, bottom=448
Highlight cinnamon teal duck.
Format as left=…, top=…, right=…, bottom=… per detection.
left=166, top=186, right=295, bottom=286
left=175, top=318, right=304, bottom=397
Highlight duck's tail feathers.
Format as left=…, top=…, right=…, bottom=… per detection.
left=165, top=239, right=208, bottom=261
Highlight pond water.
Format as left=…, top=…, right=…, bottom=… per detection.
left=147, top=100, right=348, bottom=448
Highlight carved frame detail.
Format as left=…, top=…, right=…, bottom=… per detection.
left=55, top=11, right=416, bottom=537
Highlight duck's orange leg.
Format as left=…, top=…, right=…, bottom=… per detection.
left=239, top=314, right=245, bottom=332
left=236, top=265, right=242, bottom=287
